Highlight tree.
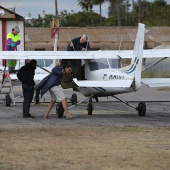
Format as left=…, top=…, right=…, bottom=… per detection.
left=132, top=0, right=170, bottom=26
left=78, top=0, right=93, bottom=12
left=60, top=10, right=106, bottom=27
left=25, top=14, right=54, bottom=27
left=108, top=0, right=131, bottom=26
left=92, top=0, right=106, bottom=23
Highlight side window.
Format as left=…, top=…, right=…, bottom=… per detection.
left=44, top=60, right=53, bottom=67
left=88, top=59, right=109, bottom=71
left=88, top=61, right=99, bottom=71
left=36, top=59, right=45, bottom=67
left=109, top=59, right=121, bottom=68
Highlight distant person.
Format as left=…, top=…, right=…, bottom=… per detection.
left=6, top=26, right=21, bottom=73
left=67, top=34, right=90, bottom=80
left=35, top=62, right=76, bottom=120
left=67, top=34, right=90, bottom=51
left=17, top=60, right=37, bottom=118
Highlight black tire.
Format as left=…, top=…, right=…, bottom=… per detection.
left=71, top=93, right=77, bottom=105
left=138, top=102, right=146, bottom=117
left=56, top=102, right=64, bottom=118
left=5, top=94, right=11, bottom=106
left=87, top=103, right=93, bottom=115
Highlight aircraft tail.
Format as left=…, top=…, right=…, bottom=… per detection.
left=124, top=23, right=145, bottom=90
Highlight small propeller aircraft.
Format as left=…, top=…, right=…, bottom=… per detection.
left=0, top=23, right=170, bottom=117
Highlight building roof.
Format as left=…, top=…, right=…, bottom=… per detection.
left=0, top=5, right=24, bottom=20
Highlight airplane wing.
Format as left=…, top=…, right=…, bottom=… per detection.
left=73, top=78, right=133, bottom=88
left=0, top=51, right=94, bottom=60
left=0, top=49, right=169, bottom=61
left=0, top=51, right=119, bottom=60
left=142, top=78, right=170, bottom=87
left=0, top=50, right=170, bottom=60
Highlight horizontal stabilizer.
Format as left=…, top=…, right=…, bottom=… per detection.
left=142, top=78, right=170, bottom=87
left=73, top=78, right=133, bottom=88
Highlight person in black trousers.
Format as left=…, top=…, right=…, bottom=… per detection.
left=17, top=60, right=37, bottom=118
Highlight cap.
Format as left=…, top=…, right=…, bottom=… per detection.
left=14, top=26, right=20, bottom=33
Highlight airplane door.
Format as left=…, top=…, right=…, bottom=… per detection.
left=61, top=59, right=81, bottom=89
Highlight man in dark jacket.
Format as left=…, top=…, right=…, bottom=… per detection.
left=67, top=34, right=90, bottom=80
left=17, top=59, right=37, bottom=118
left=67, top=34, right=90, bottom=51
left=35, top=62, right=76, bottom=120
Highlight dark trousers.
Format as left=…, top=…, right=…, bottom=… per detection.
left=81, top=65, right=85, bottom=80
left=35, top=89, right=40, bottom=104
left=22, top=84, right=34, bottom=116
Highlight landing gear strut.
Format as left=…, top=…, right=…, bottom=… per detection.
left=113, top=96, right=146, bottom=117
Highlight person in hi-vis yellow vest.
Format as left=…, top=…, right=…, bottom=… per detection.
left=6, top=26, right=21, bottom=72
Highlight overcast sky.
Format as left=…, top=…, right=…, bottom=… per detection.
left=0, top=0, right=170, bottom=19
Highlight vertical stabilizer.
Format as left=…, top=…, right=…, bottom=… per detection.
left=125, top=23, right=145, bottom=90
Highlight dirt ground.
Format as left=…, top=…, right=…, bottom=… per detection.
left=0, top=126, right=170, bottom=170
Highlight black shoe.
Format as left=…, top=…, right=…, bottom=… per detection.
left=23, top=113, right=35, bottom=118
left=28, top=113, right=35, bottom=118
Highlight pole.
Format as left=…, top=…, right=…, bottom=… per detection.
left=55, top=0, right=58, bottom=16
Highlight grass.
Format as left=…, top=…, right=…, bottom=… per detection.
left=0, top=126, right=170, bottom=170
left=142, top=71, right=170, bottom=78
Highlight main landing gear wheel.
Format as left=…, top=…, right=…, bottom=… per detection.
left=5, top=94, right=11, bottom=106
left=87, top=98, right=93, bottom=115
left=56, top=102, right=64, bottom=118
left=71, top=93, right=77, bottom=105
left=137, top=102, right=146, bottom=117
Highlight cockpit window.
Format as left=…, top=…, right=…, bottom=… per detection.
left=88, top=58, right=121, bottom=71
left=88, top=59, right=109, bottom=71
left=108, top=59, right=121, bottom=69
left=44, top=60, right=53, bottom=67
left=36, top=59, right=45, bottom=67
left=36, top=59, right=53, bottom=67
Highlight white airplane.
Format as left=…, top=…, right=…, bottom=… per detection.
left=0, top=23, right=170, bottom=117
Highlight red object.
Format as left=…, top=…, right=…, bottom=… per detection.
left=51, top=27, right=59, bottom=51
left=2, top=21, right=7, bottom=66
left=4, top=72, right=11, bottom=79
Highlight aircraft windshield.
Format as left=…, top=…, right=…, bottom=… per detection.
left=36, top=59, right=53, bottom=67
left=88, top=58, right=121, bottom=71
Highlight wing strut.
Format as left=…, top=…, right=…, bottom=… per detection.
left=37, top=64, right=51, bottom=73
left=142, top=57, right=168, bottom=72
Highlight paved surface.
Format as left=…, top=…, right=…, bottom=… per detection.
left=0, top=86, right=170, bottom=128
